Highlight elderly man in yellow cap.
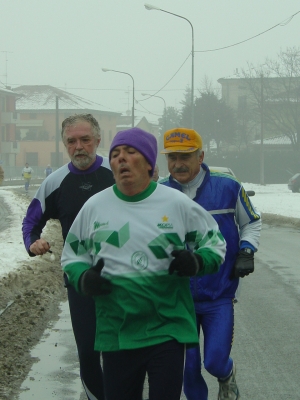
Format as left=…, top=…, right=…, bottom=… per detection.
left=160, top=127, right=262, bottom=400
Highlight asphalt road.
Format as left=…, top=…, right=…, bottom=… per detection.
left=12, top=222, right=300, bottom=399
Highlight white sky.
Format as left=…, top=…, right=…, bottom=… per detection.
left=1, top=0, right=299, bottom=123
left=0, top=183, right=299, bottom=278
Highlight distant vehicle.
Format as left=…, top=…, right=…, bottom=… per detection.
left=209, top=166, right=255, bottom=196
left=288, top=173, right=300, bottom=193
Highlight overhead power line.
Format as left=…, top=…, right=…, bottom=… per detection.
left=135, top=101, right=162, bottom=117
left=8, top=10, right=298, bottom=116
left=133, top=10, right=300, bottom=101
left=195, top=11, right=300, bottom=53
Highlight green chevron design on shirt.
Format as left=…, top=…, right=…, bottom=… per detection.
left=94, top=241, right=101, bottom=254
left=66, top=223, right=130, bottom=256
left=106, top=222, right=130, bottom=247
left=66, top=233, right=93, bottom=255
left=148, top=233, right=185, bottom=259
left=94, top=229, right=114, bottom=244
left=186, top=229, right=223, bottom=247
left=185, top=231, right=198, bottom=242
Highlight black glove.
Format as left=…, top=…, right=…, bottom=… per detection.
left=80, top=259, right=112, bottom=296
left=231, top=248, right=254, bottom=279
left=169, top=250, right=203, bottom=277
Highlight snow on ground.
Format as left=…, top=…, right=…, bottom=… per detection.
left=0, top=188, right=31, bottom=276
left=242, top=182, right=300, bottom=218
left=0, top=186, right=53, bottom=277
left=0, top=183, right=299, bottom=278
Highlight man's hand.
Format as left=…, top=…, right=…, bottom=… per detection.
left=80, top=259, right=112, bottom=296
left=169, top=250, right=203, bottom=277
left=231, top=249, right=254, bottom=279
left=29, top=239, right=50, bottom=255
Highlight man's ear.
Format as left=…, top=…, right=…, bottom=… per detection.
left=199, top=150, right=205, bottom=164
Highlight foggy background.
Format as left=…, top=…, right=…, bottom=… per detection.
left=1, top=0, right=299, bottom=122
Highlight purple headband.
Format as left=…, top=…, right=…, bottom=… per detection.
left=109, top=128, right=157, bottom=176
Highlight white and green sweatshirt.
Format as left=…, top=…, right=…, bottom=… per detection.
left=62, top=182, right=226, bottom=352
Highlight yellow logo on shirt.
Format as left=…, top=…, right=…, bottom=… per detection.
left=157, top=215, right=173, bottom=229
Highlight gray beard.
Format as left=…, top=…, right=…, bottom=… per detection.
left=71, top=154, right=95, bottom=170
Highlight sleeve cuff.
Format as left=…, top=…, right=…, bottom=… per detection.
left=240, top=241, right=256, bottom=252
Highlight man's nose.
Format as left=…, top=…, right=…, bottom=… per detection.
left=75, top=139, right=83, bottom=149
left=117, top=150, right=126, bottom=162
left=174, top=158, right=183, bottom=167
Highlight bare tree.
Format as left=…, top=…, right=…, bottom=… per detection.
left=239, top=47, right=300, bottom=151
left=234, top=92, right=258, bottom=151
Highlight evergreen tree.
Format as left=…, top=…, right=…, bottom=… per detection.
left=180, top=90, right=236, bottom=155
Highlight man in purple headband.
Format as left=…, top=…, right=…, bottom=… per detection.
left=62, top=127, right=226, bottom=400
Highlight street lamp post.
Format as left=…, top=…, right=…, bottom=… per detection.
left=144, top=3, right=194, bottom=128
left=102, top=68, right=135, bottom=128
left=141, top=93, right=167, bottom=132
left=55, top=96, right=60, bottom=168
left=141, top=93, right=167, bottom=175
left=260, top=73, right=265, bottom=185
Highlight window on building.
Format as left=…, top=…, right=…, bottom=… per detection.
left=15, top=129, right=20, bottom=141
left=23, top=127, right=38, bottom=140
left=38, top=130, right=50, bottom=140
left=0, top=97, right=5, bottom=112
left=29, top=113, right=37, bottom=119
left=51, top=152, right=63, bottom=168
left=26, top=152, right=38, bottom=166
left=2, top=126, right=6, bottom=141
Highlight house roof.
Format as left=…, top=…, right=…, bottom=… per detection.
left=13, top=85, right=119, bottom=115
left=0, top=86, right=19, bottom=96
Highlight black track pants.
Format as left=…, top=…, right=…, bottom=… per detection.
left=102, top=339, right=185, bottom=400
left=67, top=283, right=104, bottom=400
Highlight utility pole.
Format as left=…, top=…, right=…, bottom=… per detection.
left=0, top=51, right=13, bottom=87
left=260, top=74, right=265, bottom=185
left=55, top=96, right=60, bottom=168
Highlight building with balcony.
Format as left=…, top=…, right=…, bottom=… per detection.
left=9, top=85, right=121, bottom=168
left=0, top=87, right=20, bottom=166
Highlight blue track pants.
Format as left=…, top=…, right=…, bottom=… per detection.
left=184, top=298, right=235, bottom=400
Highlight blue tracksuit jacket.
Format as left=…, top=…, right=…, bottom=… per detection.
left=161, top=163, right=261, bottom=302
